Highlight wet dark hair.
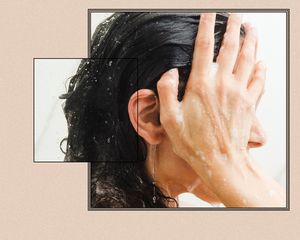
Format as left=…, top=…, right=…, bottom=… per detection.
left=60, top=12, right=245, bottom=208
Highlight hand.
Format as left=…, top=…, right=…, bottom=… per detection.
left=157, top=13, right=261, bottom=181
left=157, top=13, right=284, bottom=207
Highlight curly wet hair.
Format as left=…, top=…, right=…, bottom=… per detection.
left=60, top=12, right=244, bottom=208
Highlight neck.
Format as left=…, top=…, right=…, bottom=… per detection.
left=152, top=166, right=219, bottom=205
left=145, top=144, right=216, bottom=205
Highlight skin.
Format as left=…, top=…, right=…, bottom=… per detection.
left=128, top=13, right=285, bottom=207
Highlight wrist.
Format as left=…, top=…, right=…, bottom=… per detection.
left=187, top=148, right=285, bottom=207
left=209, top=152, right=285, bottom=207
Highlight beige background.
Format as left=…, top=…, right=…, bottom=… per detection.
left=0, top=0, right=298, bottom=239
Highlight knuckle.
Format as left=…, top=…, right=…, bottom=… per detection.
left=254, top=69, right=265, bottom=80
left=159, top=114, right=168, bottom=125
left=222, top=37, right=238, bottom=51
left=189, top=71, right=207, bottom=83
left=230, top=85, right=240, bottom=97
left=240, top=50, right=253, bottom=64
left=157, top=79, right=169, bottom=91
left=217, top=80, right=230, bottom=95
left=160, top=113, right=175, bottom=126
left=192, top=81, right=210, bottom=97
left=195, top=36, right=213, bottom=50
left=238, top=91, right=254, bottom=107
left=228, top=84, right=244, bottom=101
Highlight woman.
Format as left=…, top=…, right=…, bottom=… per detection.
left=61, top=12, right=285, bottom=207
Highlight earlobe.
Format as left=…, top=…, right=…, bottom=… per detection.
left=128, top=89, right=164, bottom=145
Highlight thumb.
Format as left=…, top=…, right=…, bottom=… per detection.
left=156, top=68, right=180, bottom=129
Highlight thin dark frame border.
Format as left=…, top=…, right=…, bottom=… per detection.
left=87, top=9, right=290, bottom=211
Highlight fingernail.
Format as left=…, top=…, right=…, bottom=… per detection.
left=167, top=68, right=178, bottom=74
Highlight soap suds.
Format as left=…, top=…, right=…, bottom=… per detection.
left=195, top=149, right=205, bottom=160
left=209, top=63, right=219, bottom=84
left=187, top=178, right=202, bottom=192
left=207, top=169, right=212, bottom=178
left=175, top=102, right=183, bottom=124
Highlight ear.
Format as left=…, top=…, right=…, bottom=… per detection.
left=128, top=89, right=164, bottom=144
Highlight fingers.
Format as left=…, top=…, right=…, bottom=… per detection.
left=217, top=14, right=243, bottom=74
left=156, top=68, right=180, bottom=130
left=248, top=61, right=266, bottom=105
left=235, top=23, right=258, bottom=88
left=187, top=13, right=216, bottom=90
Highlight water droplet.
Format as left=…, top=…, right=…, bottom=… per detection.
left=108, top=60, right=112, bottom=66
left=107, top=137, right=110, bottom=143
